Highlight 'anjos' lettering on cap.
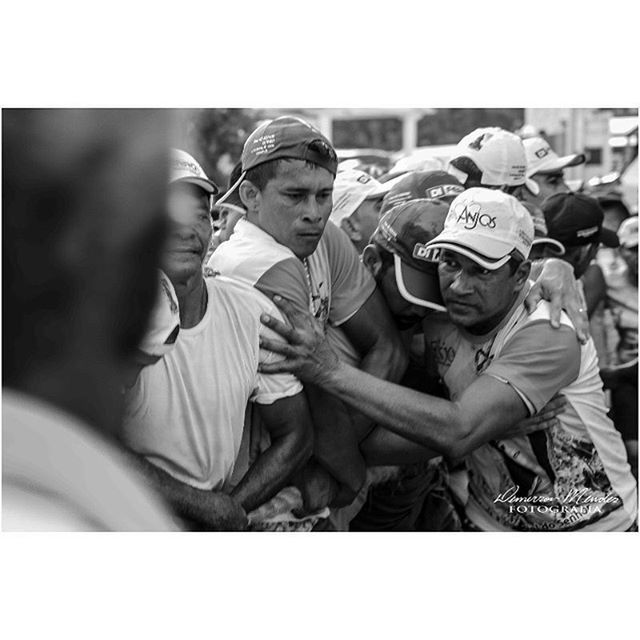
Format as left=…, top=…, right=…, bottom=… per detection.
left=454, top=202, right=496, bottom=230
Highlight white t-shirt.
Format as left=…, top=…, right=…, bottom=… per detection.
left=122, top=275, right=303, bottom=491
left=424, top=287, right=637, bottom=532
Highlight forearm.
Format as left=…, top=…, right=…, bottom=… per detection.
left=318, top=361, right=472, bottom=458
left=131, top=453, right=221, bottom=523
left=231, top=428, right=312, bottom=513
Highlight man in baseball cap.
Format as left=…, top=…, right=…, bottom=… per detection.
left=365, top=198, right=450, bottom=328
left=522, top=136, right=586, bottom=206
left=380, top=170, right=465, bottom=217
left=447, top=127, right=539, bottom=196
left=543, top=192, right=619, bottom=279
left=259, top=185, right=638, bottom=531
left=171, top=148, right=219, bottom=195
left=329, top=169, right=392, bottom=253
left=426, top=187, right=534, bottom=272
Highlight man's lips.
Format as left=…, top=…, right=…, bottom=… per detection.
left=297, top=230, right=323, bottom=239
left=445, top=298, right=476, bottom=311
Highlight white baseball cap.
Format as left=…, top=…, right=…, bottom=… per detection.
left=524, top=136, right=586, bottom=177
left=139, top=270, right=180, bottom=358
left=448, top=127, right=540, bottom=195
left=329, top=169, right=392, bottom=225
left=426, top=187, right=534, bottom=270
left=170, top=148, right=219, bottom=195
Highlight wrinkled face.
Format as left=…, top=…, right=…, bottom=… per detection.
left=163, top=182, right=212, bottom=281
left=438, top=250, right=524, bottom=334
left=377, top=260, right=431, bottom=330
left=351, top=196, right=384, bottom=254
left=253, top=160, right=334, bottom=259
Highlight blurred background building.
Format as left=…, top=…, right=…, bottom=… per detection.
left=175, top=107, right=638, bottom=210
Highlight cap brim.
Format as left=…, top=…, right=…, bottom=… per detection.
left=394, top=254, right=446, bottom=311
left=536, top=153, right=586, bottom=174
left=173, top=176, right=219, bottom=195
left=599, top=227, right=620, bottom=248
left=525, top=178, right=540, bottom=196
left=425, top=240, right=513, bottom=270
left=532, top=237, right=565, bottom=255
left=216, top=171, right=246, bottom=205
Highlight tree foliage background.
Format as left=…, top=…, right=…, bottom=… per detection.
left=174, top=109, right=264, bottom=190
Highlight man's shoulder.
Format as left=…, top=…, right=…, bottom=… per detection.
left=209, top=220, right=296, bottom=285
left=206, top=274, right=281, bottom=318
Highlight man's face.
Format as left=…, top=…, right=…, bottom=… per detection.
left=351, top=196, right=384, bottom=253
left=438, top=250, right=525, bottom=333
left=529, top=171, right=570, bottom=206
left=253, top=160, right=334, bottom=259
left=163, top=182, right=212, bottom=281
left=377, top=259, right=431, bottom=330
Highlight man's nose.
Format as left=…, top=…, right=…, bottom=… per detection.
left=449, top=271, right=474, bottom=295
left=300, top=196, right=323, bottom=224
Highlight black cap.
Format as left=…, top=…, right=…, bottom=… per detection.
left=371, top=198, right=450, bottom=311
left=543, top=192, right=619, bottom=248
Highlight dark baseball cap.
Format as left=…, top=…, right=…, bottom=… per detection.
left=520, top=201, right=565, bottom=255
left=380, top=170, right=465, bottom=217
left=542, top=192, right=619, bottom=248
left=242, top=116, right=338, bottom=175
left=371, top=198, right=450, bottom=311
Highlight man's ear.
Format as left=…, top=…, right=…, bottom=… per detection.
left=362, top=244, right=384, bottom=277
left=514, top=259, right=532, bottom=289
left=239, top=180, right=259, bottom=214
left=340, top=216, right=362, bottom=243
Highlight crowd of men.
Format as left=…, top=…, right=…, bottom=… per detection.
left=3, top=110, right=637, bottom=532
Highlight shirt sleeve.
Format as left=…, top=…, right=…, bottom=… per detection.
left=323, top=221, right=376, bottom=326
left=253, top=258, right=310, bottom=315
left=250, top=296, right=304, bottom=406
left=483, top=321, right=581, bottom=415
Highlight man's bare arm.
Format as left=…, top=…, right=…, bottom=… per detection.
left=129, top=453, right=247, bottom=530
left=230, top=393, right=313, bottom=513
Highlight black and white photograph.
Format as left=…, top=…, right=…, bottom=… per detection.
left=1, top=3, right=639, bottom=638
left=4, top=107, right=638, bottom=533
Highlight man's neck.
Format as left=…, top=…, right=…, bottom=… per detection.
left=172, top=273, right=207, bottom=329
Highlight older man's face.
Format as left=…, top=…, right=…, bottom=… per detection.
left=163, top=182, right=212, bottom=282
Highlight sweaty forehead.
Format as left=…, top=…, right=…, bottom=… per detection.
left=273, top=159, right=335, bottom=190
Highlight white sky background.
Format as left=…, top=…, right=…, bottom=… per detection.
left=1, top=1, right=639, bottom=639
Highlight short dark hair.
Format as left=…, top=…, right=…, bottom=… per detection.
left=450, top=155, right=519, bottom=195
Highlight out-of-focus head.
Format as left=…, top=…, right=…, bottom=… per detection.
left=364, top=198, right=450, bottom=328
left=448, top=127, right=537, bottom=195
left=330, top=169, right=392, bottom=253
left=522, top=136, right=585, bottom=206
left=542, top=192, right=618, bottom=278
left=238, top=117, right=338, bottom=259
left=3, top=108, right=169, bottom=431
left=426, top=188, right=534, bottom=332
left=380, top=170, right=465, bottom=217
